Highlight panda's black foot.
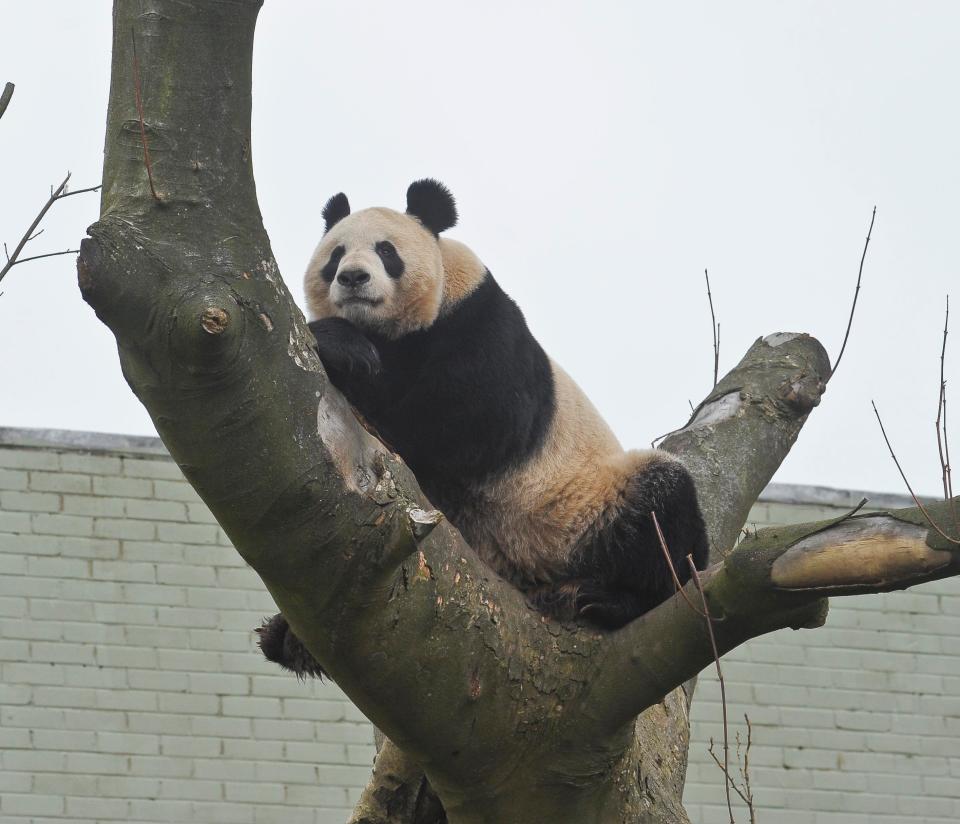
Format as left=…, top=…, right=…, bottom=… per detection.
left=309, top=318, right=381, bottom=377
left=256, top=613, right=328, bottom=680
left=575, top=584, right=655, bottom=630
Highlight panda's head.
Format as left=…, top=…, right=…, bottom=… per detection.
left=304, top=179, right=462, bottom=338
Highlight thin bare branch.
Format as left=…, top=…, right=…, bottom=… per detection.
left=0, top=172, right=102, bottom=285
left=57, top=185, right=103, bottom=200
left=689, top=554, right=733, bottom=824
left=936, top=295, right=956, bottom=531
left=872, top=400, right=959, bottom=545
left=709, top=715, right=757, bottom=823
left=0, top=82, right=14, bottom=122
left=12, top=249, right=81, bottom=265
left=705, top=268, right=720, bottom=387
left=131, top=29, right=161, bottom=202
left=833, top=206, right=877, bottom=376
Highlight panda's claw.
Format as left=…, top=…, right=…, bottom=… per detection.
left=308, top=318, right=382, bottom=378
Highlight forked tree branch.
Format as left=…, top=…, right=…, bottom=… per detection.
left=82, top=4, right=959, bottom=822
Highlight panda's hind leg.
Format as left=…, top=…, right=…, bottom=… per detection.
left=569, top=450, right=709, bottom=628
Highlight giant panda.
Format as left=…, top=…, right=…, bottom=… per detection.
left=259, top=180, right=709, bottom=675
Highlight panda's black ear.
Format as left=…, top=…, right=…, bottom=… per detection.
left=322, top=192, right=350, bottom=233
left=406, top=179, right=457, bottom=236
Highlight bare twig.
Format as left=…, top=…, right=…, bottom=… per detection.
left=872, top=400, right=959, bottom=544
left=0, top=172, right=102, bottom=285
left=688, top=555, right=734, bottom=824
left=936, top=295, right=956, bottom=529
left=708, top=714, right=757, bottom=823
left=651, top=512, right=735, bottom=820
left=12, top=249, right=81, bottom=265
left=705, top=268, right=720, bottom=387
left=131, top=29, right=161, bottom=202
left=0, top=82, right=14, bottom=122
left=833, top=206, right=877, bottom=376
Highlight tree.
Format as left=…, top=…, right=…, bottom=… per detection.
left=78, top=3, right=959, bottom=822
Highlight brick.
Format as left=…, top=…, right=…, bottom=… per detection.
left=97, top=775, right=162, bottom=797
left=30, top=641, right=96, bottom=665
left=158, top=691, right=220, bottom=714
left=157, top=605, right=220, bottom=628
left=64, top=751, right=128, bottom=773
left=157, top=562, right=216, bottom=586
left=126, top=498, right=188, bottom=521
left=283, top=699, right=347, bottom=721
left=64, top=665, right=128, bottom=690
left=95, top=516, right=157, bottom=540
left=0, top=575, right=58, bottom=598
left=1, top=490, right=61, bottom=511
left=226, top=780, right=285, bottom=803
left=161, top=734, right=222, bottom=757
left=95, top=645, right=159, bottom=669
left=217, top=566, right=263, bottom=589
left=121, top=539, right=187, bottom=563
left=223, top=696, right=282, bottom=718
left=53, top=534, right=121, bottom=558
left=153, top=479, right=203, bottom=502
left=97, top=688, right=160, bottom=712
left=196, top=758, right=257, bottom=781
left=129, top=754, right=193, bottom=778
left=0, top=727, right=32, bottom=748
left=157, top=522, right=220, bottom=544
left=187, top=502, right=219, bottom=523
left=31, top=512, right=93, bottom=536
left=0, top=510, right=33, bottom=532
left=27, top=555, right=89, bottom=578
left=65, top=796, right=131, bottom=819
left=29, top=596, right=95, bottom=620
left=30, top=470, right=92, bottom=493
left=93, top=558, right=157, bottom=582
left=128, top=710, right=191, bottom=735
left=93, top=474, right=154, bottom=498
left=97, top=731, right=160, bottom=754
left=62, top=493, right=125, bottom=517
left=192, top=715, right=253, bottom=739
left=123, top=582, right=188, bottom=605
left=96, top=602, right=159, bottom=625
left=0, top=448, right=60, bottom=470
left=0, top=467, right=29, bottom=489
left=2, top=661, right=65, bottom=685
left=0, top=553, right=26, bottom=574
left=60, top=452, right=122, bottom=475
left=122, top=456, right=184, bottom=479
left=1, top=793, right=65, bottom=816
left=32, top=728, right=98, bottom=751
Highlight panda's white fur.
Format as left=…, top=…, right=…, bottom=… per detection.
left=259, top=180, right=708, bottom=671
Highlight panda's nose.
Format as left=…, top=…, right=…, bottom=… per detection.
left=337, top=269, right=370, bottom=288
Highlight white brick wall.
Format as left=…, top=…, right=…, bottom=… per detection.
left=1, top=429, right=958, bottom=823
left=0, top=434, right=374, bottom=824
left=685, top=497, right=960, bottom=824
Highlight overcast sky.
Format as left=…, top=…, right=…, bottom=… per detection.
left=1, top=2, right=957, bottom=498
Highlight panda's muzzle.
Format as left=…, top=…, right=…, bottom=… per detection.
left=337, top=269, right=370, bottom=288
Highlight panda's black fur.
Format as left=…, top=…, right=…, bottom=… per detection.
left=259, top=180, right=709, bottom=676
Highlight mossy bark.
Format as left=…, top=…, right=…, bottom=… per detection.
left=82, top=4, right=960, bottom=823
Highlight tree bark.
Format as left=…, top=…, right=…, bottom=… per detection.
left=81, top=4, right=960, bottom=823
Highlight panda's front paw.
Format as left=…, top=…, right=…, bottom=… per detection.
left=309, top=318, right=382, bottom=377
left=256, top=612, right=328, bottom=680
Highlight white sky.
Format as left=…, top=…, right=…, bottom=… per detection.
left=1, top=2, right=957, bottom=498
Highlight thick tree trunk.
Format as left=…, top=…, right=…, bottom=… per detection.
left=81, top=4, right=960, bottom=823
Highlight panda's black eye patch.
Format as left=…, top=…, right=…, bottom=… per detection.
left=375, top=241, right=405, bottom=279
left=320, top=245, right=345, bottom=283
